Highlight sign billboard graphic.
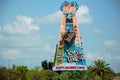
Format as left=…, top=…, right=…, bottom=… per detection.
left=52, top=1, right=87, bottom=71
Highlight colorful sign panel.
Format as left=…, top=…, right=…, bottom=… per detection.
left=52, top=1, right=87, bottom=71
left=52, top=48, right=87, bottom=71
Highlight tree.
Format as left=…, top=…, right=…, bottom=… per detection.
left=82, top=66, right=96, bottom=80
left=16, top=65, right=28, bottom=80
left=91, top=59, right=114, bottom=79
left=0, top=67, right=8, bottom=80
left=48, top=62, right=53, bottom=70
left=26, top=66, right=42, bottom=80
left=0, top=66, right=19, bottom=80
left=41, top=60, right=53, bottom=70
left=41, top=60, right=48, bottom=70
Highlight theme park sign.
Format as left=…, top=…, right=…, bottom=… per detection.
left=52, top=1, right=87, bottom=71
left=66, top=50, right=83, bottom=63
left=52, top=49, right=87, bottom=71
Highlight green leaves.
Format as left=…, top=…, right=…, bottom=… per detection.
left=91, top=59, right=115, bottom=79
left=41, top=60, right=53, bottom=70
left=0, top=59, right=116, bottom=80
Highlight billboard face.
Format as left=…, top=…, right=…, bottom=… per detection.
left=52, top=33, right=87, bottom=71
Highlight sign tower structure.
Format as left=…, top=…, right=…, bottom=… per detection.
left=53, top=1, right=87, bottom=71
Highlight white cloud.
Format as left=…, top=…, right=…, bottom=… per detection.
left=3, top=15, right=39, bottom=34
left=76, top=5, right=92, bottom=24
left=36, top=5, right=92, bottom=24
left=6, top=34, right=42, bottom=47
left=113, top=48, right=120, bottom=52
left=105, top=53, right=120, bottom=60
left=0, top=35, right=3, bottom=40
left=93, top=27, right=102, bottom=33
left=36, top=11, right=62, bottom=24
left=41, top=43, right=54, bottom=53
left=17, top=15, right=33, bottom=24
left=86, top=52, right=103, bottom=60
left=114, top=55, right=120, bottom=60
left=86, top=52, right=120, bottom=61
left=104, top=40, right=120, bottom=47
left=2, top=49, right=22, bottom=60
left=0, top=26, right=2, bottom=31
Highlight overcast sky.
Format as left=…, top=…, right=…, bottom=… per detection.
left=0, top=0, right=120, bottom=72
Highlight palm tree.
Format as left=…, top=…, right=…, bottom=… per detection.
left=91, top=59, right=114, bottom=79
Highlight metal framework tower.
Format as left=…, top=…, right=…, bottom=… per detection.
left=53, top=1, right=87, bottom=71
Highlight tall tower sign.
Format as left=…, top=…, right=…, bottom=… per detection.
left=53, top=1, right=87, bottom=71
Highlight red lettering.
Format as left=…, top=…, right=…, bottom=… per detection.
left=70, top=66, right=76, bottom=69
left=77, top=66, right=85, bottom=69
left=56, top=66, right=64, bottom=69
left=65, top=66, right=70, bottom=69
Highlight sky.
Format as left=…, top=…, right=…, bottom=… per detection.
left=0, top=0, right=120, bottom=72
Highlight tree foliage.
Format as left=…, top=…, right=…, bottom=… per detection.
left=90, top=59, right=115, bottom=80
left=41, top=60, right=53, bottom=70
left=16, top=65, right=28, bottom=80
left=0, top=59, right=117, bottom=80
